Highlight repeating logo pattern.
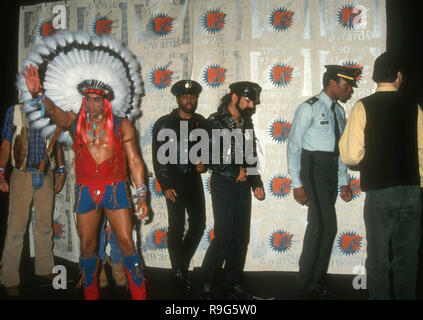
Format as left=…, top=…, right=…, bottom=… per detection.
left=149, top=177, right=164, bottom=198
left=337, top=4, right=362, bottom=30
left=202, top=9, right=226, bottom=34
left=337, top=231, right=362, bottom=255
left=91, top=16, right=113, bottom=35
left=269, top=119, right=291, bottom=143
left=53, top=220, right=65, bottom=240
left=150, top=13, right=173, bottom=37
left=339, top=175, right=361, bottom=200
left=204, top=175, right=212, bottom=195
left=206, top=227, right=215, bottom=244
left=150, top=65, right=174, bottom=90
left=269, top=7, right=294, bottom=32
left=152, top=227, right=168, bottom=250
left=268, top=175, right=292, bottom=199
left=269, top=63, right=294, bottom=87
left=37, top=20, right=56, bottom=38
left=203, top=64, right=227, bottom=88
left=269, top=229, right=293, bottom=253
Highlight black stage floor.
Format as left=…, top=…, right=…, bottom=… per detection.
left=0, top=255, right=368, bottom=301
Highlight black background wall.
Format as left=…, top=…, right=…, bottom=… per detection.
left=0, top=0, right=422, bottom=284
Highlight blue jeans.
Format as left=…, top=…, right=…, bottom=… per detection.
left=364, top=185, right=421, bottom=299
left=201, top=173, right=252, bottom=289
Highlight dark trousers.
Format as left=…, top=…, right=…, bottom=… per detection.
left=364, top=185, right=421, bottom=299
left=166, top=172, right=206, bottom=272
left=201, top=173, right=252, bottom=289
left=298, top=150, right=339, bottom=293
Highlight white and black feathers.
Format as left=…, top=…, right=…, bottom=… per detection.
left=16, top=30, right=144, bottom=146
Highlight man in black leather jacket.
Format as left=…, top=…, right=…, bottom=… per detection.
left=152, top=80, right=208, bottom=293
left=200, top=81, right=265, bottom=299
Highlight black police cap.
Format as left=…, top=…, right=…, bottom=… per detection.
left=171, top=80, right=202, bottom=97
left=325, top=65, right=362, bottom=87
left=229, top=81, right=262, bottom=104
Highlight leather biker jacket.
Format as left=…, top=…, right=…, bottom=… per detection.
left=152, top=108, right=209, bottom=191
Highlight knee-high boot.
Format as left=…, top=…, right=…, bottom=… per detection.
left=123, top=254, right=147, bottom=300
left=79, top=256, right=100, bottom=300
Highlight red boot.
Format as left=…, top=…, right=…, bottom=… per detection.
left=126, top=269, right=147, bottom=300
left=79, top=256, right=100, bottom=300
left=123, top=254, right=147, bottom=300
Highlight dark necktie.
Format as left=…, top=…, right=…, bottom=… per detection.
left=331, top=101, right=340, bottom=155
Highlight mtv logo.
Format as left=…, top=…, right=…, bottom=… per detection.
left=273, top=232, right=292, bottom=249
left=96, top=19, right=112, bottom=35
left=207, top=12, right=225, bottom=29
left=272, top=177, right=291, bottom=194
left=273, top=10, right=293, bottom=28
left=155, top=230, right=168, bottom=246
left=342, top=235, right=360, bottom=251
left=154, top=16, right=173, bottom=33
left=273, top=122, right=290, bottom=138
left=154, top=179, right=162, bottom=193
left=41, top=22, right=56, bottom=37
left=154, top=70, right=173, bottom=86
left=273, top=65, right=292, bottom=84
left=207, top=67, right=226, bottom=84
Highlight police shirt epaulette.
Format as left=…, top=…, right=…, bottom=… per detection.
left=305, top=96, right=319, bottom=105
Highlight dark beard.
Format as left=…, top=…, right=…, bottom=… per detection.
left=236, top=100, right=255, bottom=119
left=178, top=101, right=198, bottom=114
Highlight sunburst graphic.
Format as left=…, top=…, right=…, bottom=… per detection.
left=337, top=231, right=362, bottom=256
left=269, top=229, right=293, bottom=253
left=152, top=227, right=168, bottom=250
left=53, top=221, right=65, bottom=240
left=269, top=63, right=293, bottom=87
left=204, top=176, right=212, bottom=195
left=337, top=4, right=362, bottom=30
left=206, top=227, right=215, bottom=244
left=145, top=121, right=155, bottom=138
left=91, top=16, right=113, bottom=35
left=203, top=64, right=227, bottom=88
left=269, top=7, right=294, bottom=32
left=149, top=177, right=163, bottom=198
left=268, top=175, right=292, bottom=199
left=150, top=65, right=173, bottom=90
left=150, top=13, right=173, bottom=37
left=37, top=19, right=56, bottom=38
left=269, top=119, right=291, bottom=143
left=202, top=9, right=226, bottom=34
left=338, top=175, right=361, bottom=200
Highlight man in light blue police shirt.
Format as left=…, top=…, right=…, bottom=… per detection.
left=287, top=65, right=361, bottom=299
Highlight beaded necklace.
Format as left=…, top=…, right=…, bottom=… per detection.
left=87, top=115, right=104, bottom=145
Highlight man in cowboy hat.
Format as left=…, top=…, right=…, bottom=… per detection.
left=0, top=102, right=65, bottom=297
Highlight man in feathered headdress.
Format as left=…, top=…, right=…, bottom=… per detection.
left=18, top=31, right=149, bottom=300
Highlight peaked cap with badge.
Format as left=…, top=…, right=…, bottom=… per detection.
left=171, top=80, right=202, bottom=97
left=229, top=81, right=262, bottom=104
left=324, top=65, right=362, bottom=87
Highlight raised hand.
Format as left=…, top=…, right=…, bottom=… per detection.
left=21, top=64, right=43, bottom=96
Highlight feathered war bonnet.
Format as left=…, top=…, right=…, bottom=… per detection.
left=16, top=30, right=143, bottom=147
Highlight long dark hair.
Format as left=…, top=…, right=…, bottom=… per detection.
left=217, top=93, right=233, bottom=113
